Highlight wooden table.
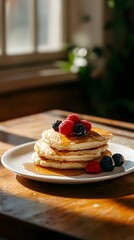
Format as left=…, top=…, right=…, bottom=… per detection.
left=0, top=109, right=134, bottom=240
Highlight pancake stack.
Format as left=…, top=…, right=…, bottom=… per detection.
left=32, top=122, right=113, bottom=170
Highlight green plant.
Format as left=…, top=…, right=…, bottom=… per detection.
left=58, top=45, right=105, bottom=115
left=59, top=0, right=134, bottom=122
left=103, top=0, right=134, bottom=121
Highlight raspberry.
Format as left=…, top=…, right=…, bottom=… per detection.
left=66, top=114, right=80, bottom=124
left=81, top=120, right=92, bottom=131
left=59, top=120, right=74, bottom=136
left=85, top=160, right=102, bottom=174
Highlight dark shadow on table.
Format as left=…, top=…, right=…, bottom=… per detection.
left=17, top=172, right=134, bottom=201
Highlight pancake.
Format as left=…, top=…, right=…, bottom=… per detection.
left=34, top=139, right=108, bottom=161
left=42, top=128, right=113, bottom=151
left=32, top=150, right=112, bottom=169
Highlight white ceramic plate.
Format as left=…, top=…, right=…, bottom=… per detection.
left=1, top=142, right=134, bottom=184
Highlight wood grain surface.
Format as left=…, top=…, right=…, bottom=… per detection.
left=0, top=109, right=134, bottom=240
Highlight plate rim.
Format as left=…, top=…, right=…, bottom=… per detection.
left=1, top=141, right=134, bottom=184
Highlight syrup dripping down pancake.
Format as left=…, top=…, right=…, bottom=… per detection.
left=32, top=150, right=112, bottom=169
left=34, top=139, right=108, bottom=161
left=42, top=128, right=113, bottom=151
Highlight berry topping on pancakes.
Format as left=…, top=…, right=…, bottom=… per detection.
left=74, top=123, right=86, bottom=137
left=52, top=113, right=92, bottom=137
left=67, top=114, right=81, bottom=123
left=59, top=120, right=75, bottom=136
left=52, top=120, right=62, bottom=131
left=81, top=120, right=92, bottom=131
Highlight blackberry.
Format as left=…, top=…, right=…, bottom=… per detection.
left=52, top=120, right=62, bottom=131
left=74, top=123, right=86, bottom=137
left=112, top=153, right=124, bottom=166
left=100, top=156, right=115, bottom=171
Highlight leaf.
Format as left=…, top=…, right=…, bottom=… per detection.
left=57, top=61, right=71, bottom=72
left=68, top=52, right=75, bottom=64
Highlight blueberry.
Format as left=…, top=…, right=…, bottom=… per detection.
left=100, top=156, right=115, bottom=171
left=52, top=120, right=62, bottom=131
left=74, top=123, right=86, bottom=136
left=112, top=153, right=124, bottom=166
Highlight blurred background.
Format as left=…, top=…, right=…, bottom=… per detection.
left=0, top=0, right=134, bottom=122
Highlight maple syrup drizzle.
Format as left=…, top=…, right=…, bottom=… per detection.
left=23, top=163, right=84, bottom=176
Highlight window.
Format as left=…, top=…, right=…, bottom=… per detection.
left=0, top=0, right=66, bottom=67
